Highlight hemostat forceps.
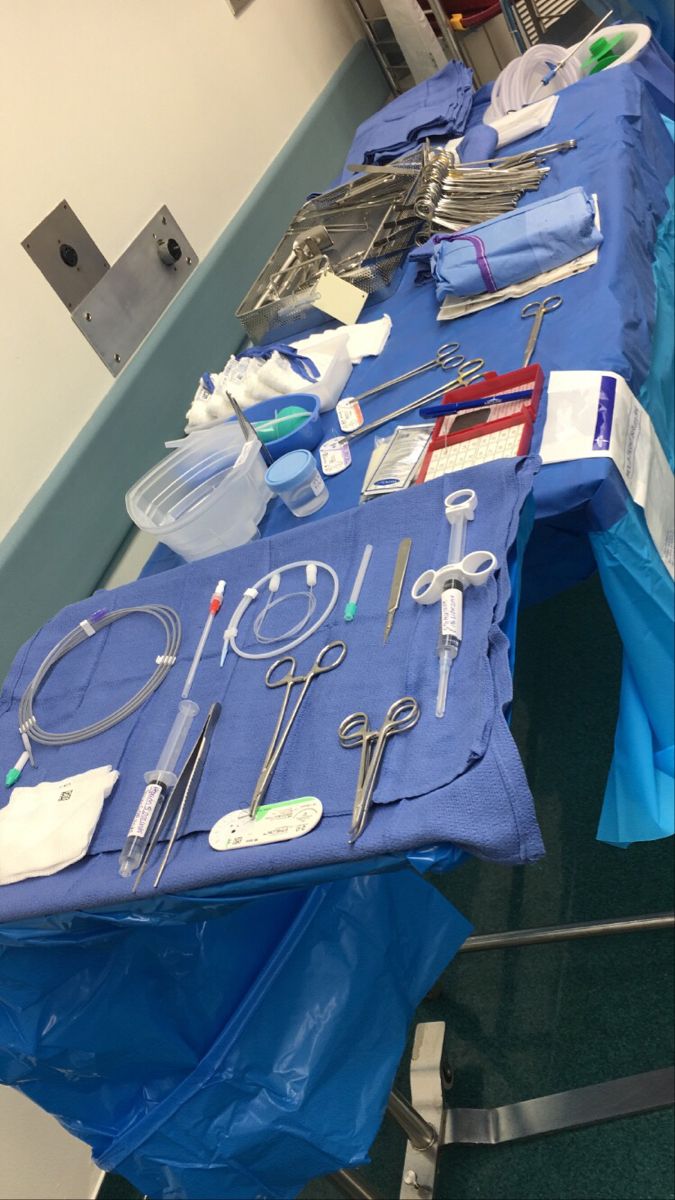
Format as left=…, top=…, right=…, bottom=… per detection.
left=345, top=341, right=461, bottom=408
left=249, top=640, right=347, bottom=818
left=339, top=697, right=420, bottom=844
left=346, top=357, right=484, bottom=442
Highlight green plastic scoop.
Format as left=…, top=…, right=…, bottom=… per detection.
left=253, top=406, right=310, bottom=443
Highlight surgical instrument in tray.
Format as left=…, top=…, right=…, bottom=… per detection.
left=130, top=702, right=221, bottom=892
left=181, top=580, right=226, bottom=699
left=346, top=162, right=420, bottom=176
left=344, top=545, right=373, bottom=621
left=119, top=697, right=200, bottom=878
left=521, top=294, right=563, bottom=366
left=249, top=640, right=347, bottom=818
left=384, top=538, right=412, bottom=644
left=339, top=697, right=420, bottom=844
left=11, top=604, right=181, bottom=784
left=341, top=341, right=461, bottom=409
left=237, top=151, right=425, bottom=343
left=346, top=359, right=485, bottom=442
left=411, top=491, right=498, bottom=718
left=417, top=141, right=576, bottom=232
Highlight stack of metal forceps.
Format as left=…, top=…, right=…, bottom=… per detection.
left=415, top=140, right=577, bottom=234
left=339, top=697, right=420, bottom=844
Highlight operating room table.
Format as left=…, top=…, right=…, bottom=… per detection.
left=0, top=57, right=673, bottom=1200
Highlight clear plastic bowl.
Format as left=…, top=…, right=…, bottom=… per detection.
left=126, top=424, right=271, bottom=561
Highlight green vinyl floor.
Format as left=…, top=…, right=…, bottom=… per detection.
left=100, top=573, right=674, bottom=1200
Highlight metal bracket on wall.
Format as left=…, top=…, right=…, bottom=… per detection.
left=22, top=200, right=110, bottom=312
left=23, top=202, right=198, bottom=376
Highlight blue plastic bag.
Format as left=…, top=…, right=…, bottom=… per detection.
left=0, top=869, right=471, bottom=1198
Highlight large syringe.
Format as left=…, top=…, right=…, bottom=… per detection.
left=118, top=699, right=199, bottom=878
left=411, top=490, right=498, bottom=719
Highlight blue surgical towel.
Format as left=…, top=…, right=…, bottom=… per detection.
left=457, top=122, right=499, bottom=163
left=0, top=464, right=543, bottom=922
left=413, top=187, right=603, bottom=300
left=339, top=60, right=474, bottom=182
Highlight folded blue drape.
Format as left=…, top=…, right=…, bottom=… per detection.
left=412, top=187, right=603, bottom=299
left=338, top=60, right=474, bottom=182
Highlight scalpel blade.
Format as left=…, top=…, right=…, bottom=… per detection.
left=384, top=537, right=412, bottom=644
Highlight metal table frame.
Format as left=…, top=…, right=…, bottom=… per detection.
left=325, top=912, right=675, bottom=1199
left=347, top=0, right=466, bottom=95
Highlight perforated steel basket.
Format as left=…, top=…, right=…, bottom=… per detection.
left=236, top=154, right=424, bottom=344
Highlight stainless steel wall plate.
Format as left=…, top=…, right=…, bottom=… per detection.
left=71, top=207, right=198, bottom=376
left=22, top=200, right=110, bottom=312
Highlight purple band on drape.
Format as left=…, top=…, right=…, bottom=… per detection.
left=448, top=233, right=498, bottom=293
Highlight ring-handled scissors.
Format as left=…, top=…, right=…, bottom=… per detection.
left=346, top=341, right=462, bottom=408
left=346, top=358, right=485, bottom=443
left=339, top=696, right=420, bottom=844
left=521, top=294, right=563, bottom=367
left=250, top=640, right=347, bottom=818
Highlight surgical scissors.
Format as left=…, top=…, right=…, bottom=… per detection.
left=521, top=294, right=563, bottom=367
left=345, top=341, right=461, bottom=408
left=249, top=640, right=347, bottom=818
left=339, top=697, right=420, bottom=844
left=346, top=358, right=485, bottom=442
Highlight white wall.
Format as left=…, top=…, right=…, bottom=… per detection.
left=0, top=1088, right=102, bottom=1200
left=0, top=3, right=362, bottom=1193
left=0, top=0, right=362, bottom=541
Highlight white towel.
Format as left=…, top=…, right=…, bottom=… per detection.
left=0, top=765, right=119, bottom=886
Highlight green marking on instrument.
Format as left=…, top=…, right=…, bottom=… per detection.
left=255, top=796, right=319, bottom=820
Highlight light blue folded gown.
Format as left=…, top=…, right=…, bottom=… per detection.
left=427, top=186, right=603, bottom=299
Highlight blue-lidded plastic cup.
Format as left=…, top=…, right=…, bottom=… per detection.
left=265, top=450, right=329, bottom=518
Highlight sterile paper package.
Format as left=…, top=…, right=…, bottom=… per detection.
left=541, top=370, right=675, bottom=578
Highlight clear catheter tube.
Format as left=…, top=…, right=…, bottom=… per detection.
left=118, top=698, right=200, bottom=878
left=223, top=561, right=340, bottom=663
left=181, top=616, right=214, bottom=699
left=485, top=44, right=581, bottom=119
left=252, top=565, right=317, bottom=645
